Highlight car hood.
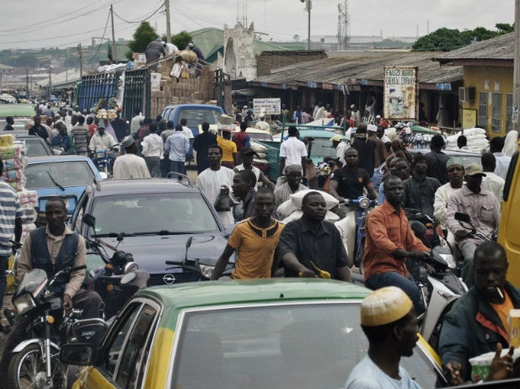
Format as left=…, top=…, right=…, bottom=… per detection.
left=87, top=233, right=229, bottom=275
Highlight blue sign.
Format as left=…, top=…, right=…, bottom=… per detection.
left=436, top=83, right=452, bottom=91
left=307, top=82, right=317, bottom=88
left=260, top=82, right=267, bottom=87
left=282, top=84, right=287, bottom=90
left=361, top=79, right=368, bottom=85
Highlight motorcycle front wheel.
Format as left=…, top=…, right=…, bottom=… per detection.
left=8, top=343, right=67, bottom=389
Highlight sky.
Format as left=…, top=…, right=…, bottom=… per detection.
left=0, top=0, right=514, bottom=51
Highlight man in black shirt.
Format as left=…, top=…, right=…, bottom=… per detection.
left=193, top=122, right=217, bottom=174
left=424, top=134, right=450, bottom=184
left=350, top=123, right=377, bottom=177
left=28, top=115, right=49, bottom=142
left=279, top=191, right=351, bottom=281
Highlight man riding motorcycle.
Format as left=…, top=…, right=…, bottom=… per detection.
left=0, top=197, right=103, bottom=380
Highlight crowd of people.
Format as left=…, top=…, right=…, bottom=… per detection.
left=2, top=96, right=520, bottom=387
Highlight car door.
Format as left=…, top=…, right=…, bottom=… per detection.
left=82, top=298, right=161, bottom=389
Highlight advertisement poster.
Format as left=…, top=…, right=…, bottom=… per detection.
left=462, top=109, right=477, bottom=129
left=253, top=98, right=281, bottom=116
left=383, top=66, right=418, bottom=120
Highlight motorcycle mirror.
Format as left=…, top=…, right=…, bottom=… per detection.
left=454, top=212, right=471, bottom=224
left=82, top=214, right=96, bottom=228
left=184, top=236, right=193, bottom=263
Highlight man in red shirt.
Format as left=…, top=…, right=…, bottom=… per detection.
left=232, top=121, right=251, bottom=154
left=363, top=175, right=429, bottom=314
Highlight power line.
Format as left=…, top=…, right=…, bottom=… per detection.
left=113, top=3, right=165, bottom=24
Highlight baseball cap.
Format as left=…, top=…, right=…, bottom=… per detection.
left=329, top=134, right=343, bottom=142
left=465, top=164, right=486, bottom=177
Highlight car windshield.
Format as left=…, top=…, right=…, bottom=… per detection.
left=15, top=138, right=49, bottom=157
left=25, top=161, right=95, bottom=189
left=307, top=137, right=336, bottom=158
left=90, top=192, right=220, bottom=236
left=171, top=302, right=441, bottom=389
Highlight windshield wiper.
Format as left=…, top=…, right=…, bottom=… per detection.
left=134, top=230, right=182, bottom=236
left=47, top=171, right=65, bottom=191
left=93, top=232, right=135, bottom=238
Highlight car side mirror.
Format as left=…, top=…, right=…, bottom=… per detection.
left=454, top=212, right=471, bottom=224
left=60, top=344, right=94, bottom=366
left=82, top=213, right=96, bottom=228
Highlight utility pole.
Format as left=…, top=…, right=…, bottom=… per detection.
left=48, top=63, right=52, bottom=99
left=165, top=0, right=172, bottom=43
left=110, top=4, right=117, bottom=62
left=306, top=0, right=311, bottom=51
left=513, top=0, right=520, bottom=130
left=26, top=68, right=29, bottom=95
left=77, top=44, right=83, bottom=78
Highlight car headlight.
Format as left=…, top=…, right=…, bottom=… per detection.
left=199, top=264, right=215, bottom=279
left=359, top=197, right=371, bottom=209
left=14, top=292, right=37, bottom=315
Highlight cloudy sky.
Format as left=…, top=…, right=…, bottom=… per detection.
left=0, top=0, right=514, bottom=50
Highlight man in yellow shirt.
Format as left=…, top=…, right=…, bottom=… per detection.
left=211, top=188, right=284, bottom=279
left=217, top=129, right=238, bottom=168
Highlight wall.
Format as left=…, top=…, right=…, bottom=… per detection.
left=461, top=65, right=513, bottom=137
left=223, top=22, right=257, bottom=81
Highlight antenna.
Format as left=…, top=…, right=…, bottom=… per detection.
left=237, top=0, right=248, bottom=26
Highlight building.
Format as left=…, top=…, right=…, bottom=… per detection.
left=434, top=32, right=515, bottom=137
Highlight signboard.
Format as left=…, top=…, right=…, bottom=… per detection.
left=383, top=66, right=418, bottom=120
left=150, top=73, right=161, bottom=92
left=462, top=109, right=477, bottom=129
left=253, top=98, right=281, bottom=116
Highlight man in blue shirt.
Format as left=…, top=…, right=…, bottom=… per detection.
left=164, top=124, right=190, bottom=177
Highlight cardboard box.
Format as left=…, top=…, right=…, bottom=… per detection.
left=509, top=309, right=520, bottom=348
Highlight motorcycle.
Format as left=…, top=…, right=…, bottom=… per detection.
left=334, top=196, right=377, bottom=269
left=7, top=265, right=87, bottom=389
left=82, top=214, right=149, bottom=319
left=91, top=144, right=119, bottom=179
left=406, top=209, right=468, bottom=351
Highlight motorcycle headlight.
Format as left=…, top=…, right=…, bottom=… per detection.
left=124, top=262, right=138, bottom=274
left=14, top=292, right=37, bottom=315
left=359, top=197, right=370, bottom=209
left=199, top=265, right=215, bottom=279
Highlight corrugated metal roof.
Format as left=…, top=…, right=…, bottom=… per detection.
left=251, top=52, right=462, bottom=86
left=433, top=33, right=514, bottom=63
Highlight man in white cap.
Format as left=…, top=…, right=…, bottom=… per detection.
left=446, top=163, right=500, bottom=287
left=330, top=134, right=349, bottom=166
left=346, top=286, right=421, bottom=388
left=112, top=135, right=151, bottom=180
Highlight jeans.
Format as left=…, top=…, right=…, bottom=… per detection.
left=145, top=156, right=161, bottom=177
left=0, top=254, right=8, bottom=305
left=460, top=241, right=478, bottom=288
left=366, top=271, right=425, bottom=315
left=170, top=160, right=186, bottom=178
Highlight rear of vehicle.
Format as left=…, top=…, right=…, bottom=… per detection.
left=25, top=156, right=101, bottom=214
left=13, top=134, right=51, bottom=157
left=0, top=103, right=36, bottom=131
left=161, top=104, right=224, bottom=138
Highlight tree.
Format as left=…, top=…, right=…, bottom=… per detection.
left=15, top=54, right=38, bottom=68
left=171, top=31, right=193, bottom=50
left=126, top=22, right=159, bottom=60
left=496, top=23, right=514, bottom=34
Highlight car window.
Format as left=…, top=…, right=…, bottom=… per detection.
left=116, top=304, right=158, bottom=389
left=16, top=138, right=49, bottom=157
left=177, top=109, right=222, bottom=128
left=102, top=303, right=141, bottom=376
left=90, top=192, right=220, bottom=236
left=248, top=132, right=273, bottom=142
left=171, top=303, right=442, bottom=389
left=308, top=137, right=336, bottom=158
left=25, top=161, right=96, bottom=189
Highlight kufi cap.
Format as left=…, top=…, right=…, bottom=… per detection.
left=367, top=124, right=378, bottom=133
left=376, top=115, right=381, bottom=119
left=285, top=164, right=303, bottom=174
left=329, top=134, right=343, bottom=142
left=350, top=104, right=355, bottom=109
left=465, top=163, right=486, bottom=177
left=121, top=135, right=135, bottom=148
left=360, top=286, right=413, bottom=327
left=446, top=158, right=463, bottom=169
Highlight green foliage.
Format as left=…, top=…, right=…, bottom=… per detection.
left=127, top=22, right=159, bottom=60
left=374, top=39, right=413, bottom=49
left=412, top=24, right=512, bottom=52
left=15, top=54, right=38, bottom=68
left=172, top=31, right=192, bottom=50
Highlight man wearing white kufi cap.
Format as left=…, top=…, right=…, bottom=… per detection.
left=346, top=286, right=421, bottom=389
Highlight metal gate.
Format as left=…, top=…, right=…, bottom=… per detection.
left=123, top=68, right=150, bottom=123
left=78, top=71, right=122, bottom=112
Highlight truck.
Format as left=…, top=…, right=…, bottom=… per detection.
left=161, top=104, right=224, bottom=137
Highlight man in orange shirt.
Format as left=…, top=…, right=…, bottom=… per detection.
left=211, top=188, right=284, bottom=279
left=363, top=175, right=429, bottom=314
left=217, top=129, right=238, bottom=168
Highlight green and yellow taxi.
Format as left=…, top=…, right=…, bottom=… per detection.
left=62, top=279, right=447, bottom=389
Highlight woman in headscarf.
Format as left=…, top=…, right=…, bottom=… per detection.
left=503, top=130, right=519, bottom=157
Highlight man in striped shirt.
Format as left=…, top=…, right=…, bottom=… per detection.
left=0, top=160, right=22, bottom=326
